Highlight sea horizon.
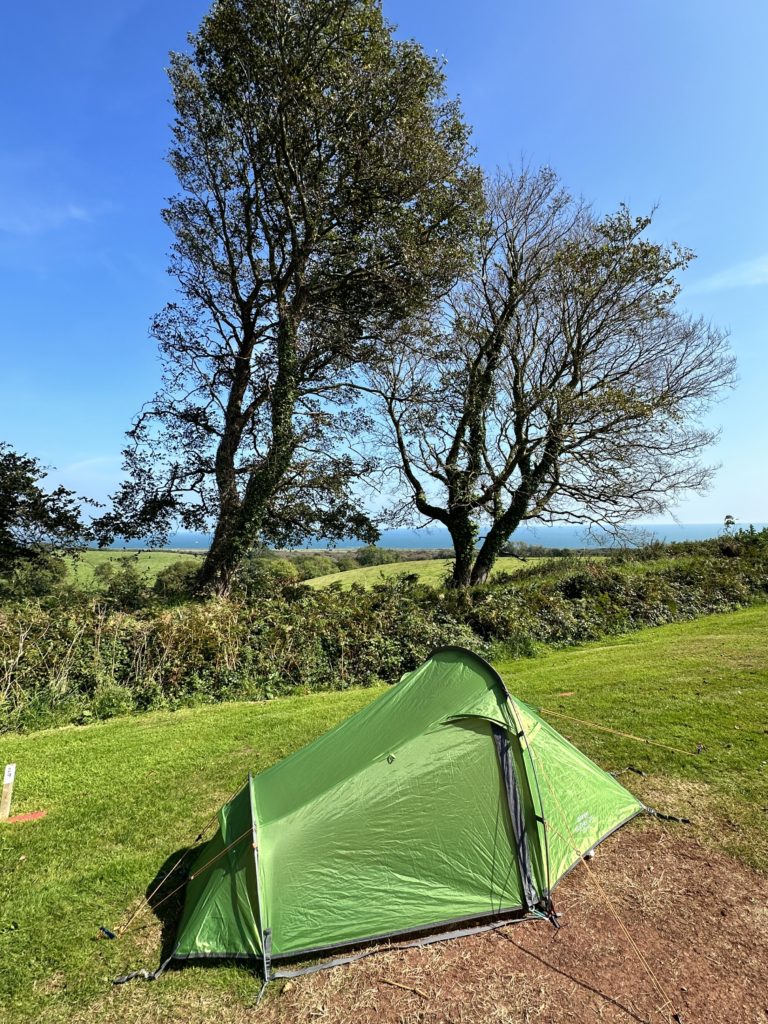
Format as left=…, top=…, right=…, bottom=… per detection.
left=104, top=521, right=766, bottom=552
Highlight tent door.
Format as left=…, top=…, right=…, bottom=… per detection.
left=491, top=723, right=538, bottom=911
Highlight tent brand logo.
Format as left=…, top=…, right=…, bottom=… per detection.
left=574, top=811, right=595, bottom=834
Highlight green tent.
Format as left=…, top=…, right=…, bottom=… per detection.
left=169, top=647, right=644, bottom=979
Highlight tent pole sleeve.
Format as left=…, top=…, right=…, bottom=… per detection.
left=492, top=724, right=538, bottom=911
left=248, top=774, right=271, bottom=980
left=505, top=701, right=553, bottom=902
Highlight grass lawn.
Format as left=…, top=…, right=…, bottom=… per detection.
left=306, top=555, right=548, bottom=589
left=68, top=549, right=203, bottom=586
left=0, top=604, right=765, bottom=1023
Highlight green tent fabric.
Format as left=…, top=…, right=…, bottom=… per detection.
left=171, top=647, right=644, bottom=973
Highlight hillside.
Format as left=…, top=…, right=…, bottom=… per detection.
left=67, top=551, right=545, bottom=591
left=305, top=555, right=545, bottom=589
left=1, top=605, right=766, bottom=1023
left=68, top=549, right=203, bottom=586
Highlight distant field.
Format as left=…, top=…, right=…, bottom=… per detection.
left=305, top=555, right=547, bottom=589
left=68, top=549, right=203, bottom=586
left=67, top=551, right=545, bottom=589
left=67, top=550, right=615, bottom=590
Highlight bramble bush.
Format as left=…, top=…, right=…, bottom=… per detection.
left=0, top=577, right=478, bottom=731
left=1, top=532, right=766, bottom=732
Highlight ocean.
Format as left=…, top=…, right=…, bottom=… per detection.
left=112, top=522, right=765, bottom=551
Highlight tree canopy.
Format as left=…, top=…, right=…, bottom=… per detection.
left=98, top=0, right=482, bottom=594
left=364, top=167, right=736, bottom=586
left=0, top=443, right=88, bottom=574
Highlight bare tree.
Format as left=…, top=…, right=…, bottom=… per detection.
left=97, top=0, right=482, bottom=595
left=365, top=167, right=736, bottom=587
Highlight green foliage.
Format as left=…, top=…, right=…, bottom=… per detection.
left=230, top=555, right=301, bottom=601
left=334, top=554, right=359, bottom=572
left=0, top=575, right=480, bottom=731
left=153, top=560, right=202, bottom=600
left=355, top=545, right=403, bottom=567
left=0, top=442, right=90, bottom=576
left=292, top=555, right=338, bottom=580
left=0, top=551, right=68, bottom=601
left=502, top=540, right=586, bottom=558
left=458, top=554, right=767, bottom=649
left=92, top=559, right=152, bottom=611
left=2, top=537, right=767, bottom=732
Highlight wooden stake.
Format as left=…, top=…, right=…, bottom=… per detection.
left=1, top=764, right=16, bottom=820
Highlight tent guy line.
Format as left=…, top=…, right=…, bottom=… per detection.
left=535, top=708, right=699, bottom=757
left=531, top=744, right=681, bottom=1022
left=116, top=775, right=250, bottom=938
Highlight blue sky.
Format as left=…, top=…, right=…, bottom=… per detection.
left=1, top=0, right=766, bottom=524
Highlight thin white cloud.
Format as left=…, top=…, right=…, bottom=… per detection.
left=686, top=254, right=768, bottom=295
left=60, top=455, right=121, bottom=475
left=0, top=201, right=93, bottom=236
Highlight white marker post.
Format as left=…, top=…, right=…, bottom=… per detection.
left=1, top=763, right=16, bottom=820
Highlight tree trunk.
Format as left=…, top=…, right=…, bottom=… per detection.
left=470, top=530, right=507, bottom=585
left=196, top=511, right=250, bottom=597
left=448, top=516, right=478, bottom=588
left=197, top=316, right=299, bottom=597
left=470, top=509, right=526, bottom=585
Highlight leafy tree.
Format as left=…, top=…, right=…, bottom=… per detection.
left=99, top=0, right=481, bottom=595
left=366, top=168, right=736, bottom=587
left=0, top=442, right=88, bottom=578
left=356, top=544, right=402, bottom=566
left=292, top=554, right=338, bottom=579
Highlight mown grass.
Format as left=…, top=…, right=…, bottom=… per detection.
left=68, top=549, right=203, bottom=586
left=498, top=604, right=768, bottom=870
left=0, top=605, right=765, bottom=1023
left=306, top=555, right=548, bottom=589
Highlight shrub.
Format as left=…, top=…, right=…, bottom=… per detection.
left=334, top=555, right=359, bottom=572
left=153, top=560, right=201, bottom=600
left=356, top=546, right=402, bottom=567
left=0, top=552, right=68, bottom=601
left=1, top=540, right=766, bottom=732
left=292, top=555, right=338, bottom=580
left=93, top=560, right=151, bottom=611
left=231, top=556, right=300, bottom=600
left=0, top=576, right=479, bottom=730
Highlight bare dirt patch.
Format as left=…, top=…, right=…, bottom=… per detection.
left=76, top=824, right=767, bottom=1024
left=258, top=824, right=768, bottom=1024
